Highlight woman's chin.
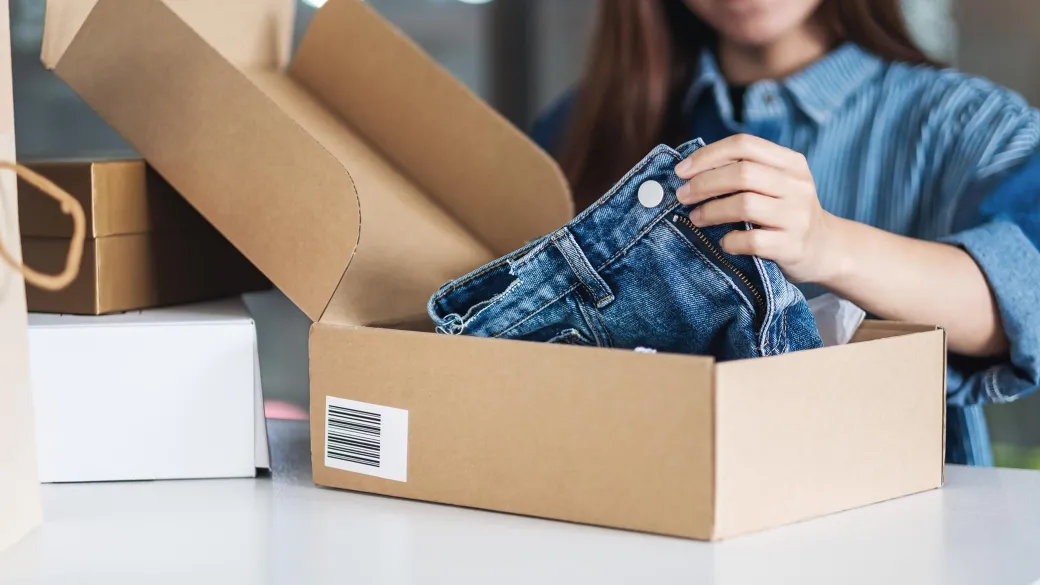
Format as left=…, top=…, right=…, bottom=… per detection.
left=715, top=25, right=790, bottom=48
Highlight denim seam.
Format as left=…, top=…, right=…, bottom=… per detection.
left=440, top=144, right=700, bottom=341
left=547, top=329, right=591, bottom=346
left=457, top=277, right=525, bottom=328
left=594, top=203, right=685, bottom=274
left=456, top=147, right=681, bottom=316
left=574, top=295, right=601, bottom=346
left=762, top=293, right=781, bottom=356
left=492, top=283, right=582, bottom=339
left=428, top=258, right=512, bottom=311
left=552, top=230, right=614, bottom=307
left=663, top=220, right=758, bottom=315
left=508, top=235, right=557, bottom=273
left=429, top=239, right=553, bottom=327
left=576, top=293, right=612, bottom=348
left=434, top=237, right=552, bottom=302
left=753, top=255, right=778, bottom=356
left=576, top=147, right=683, bottom=221
left=439, top=257, right=511, bottom=295
left=777, top=310, right=790, bottom=355
left=436, top=201, right=669, bottom=334
left=587, top=295, right=615, bottom=348
left=762, top=320, right=774, bottom=356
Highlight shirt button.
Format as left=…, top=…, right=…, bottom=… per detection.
left=638, top=180, right=664, bottom=208
left=763, top=92, right=776, bottom=105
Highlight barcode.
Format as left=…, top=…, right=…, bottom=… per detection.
left=326, top=405, right=382, bottom=468
left=324, top=396, right=409, bottom=482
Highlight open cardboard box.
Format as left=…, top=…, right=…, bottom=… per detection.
left=45, top=0, right=946, bottom=540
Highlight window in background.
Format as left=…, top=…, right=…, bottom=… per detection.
left=955, top=0, right=1040, bottom=105
left=11, top=0, right=498, bottom=161
left=300, top=0, right=597, bottom=133
left=11, top=0, right=136, bottom=160
left=901, top=0, right=957, bottom=64
left=296, top=0, right=491, bottom=98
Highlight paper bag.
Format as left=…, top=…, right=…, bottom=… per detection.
left=0, top=0, right=41, bottom=551
left=0, top=0, right=85, bottom=549
left=0, top=163, right=86, bottom=552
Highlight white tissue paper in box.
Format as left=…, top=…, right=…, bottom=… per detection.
left=808, top=293, right=867, bottom=347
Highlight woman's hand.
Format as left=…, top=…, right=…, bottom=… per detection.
left=674, top=136, right=1007, bottom=357
left=675, top=134, right=842, bottom=284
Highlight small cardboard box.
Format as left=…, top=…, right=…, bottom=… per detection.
left=18, top=160, right=270, bottom=314
left=27, top=297, right=269, bottom=483
left=47, top=0, right=946, bottom=539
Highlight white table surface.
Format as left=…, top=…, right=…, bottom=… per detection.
left=1, top=420, right=1039, bottom=585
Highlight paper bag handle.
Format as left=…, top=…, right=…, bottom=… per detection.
left=0, top=162, right=86, bottom=291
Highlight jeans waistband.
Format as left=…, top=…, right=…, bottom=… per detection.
left=563, top=139, right=703, bottom=271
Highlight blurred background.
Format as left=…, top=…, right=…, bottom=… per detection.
left=9, top=0, right=1040, bottom=468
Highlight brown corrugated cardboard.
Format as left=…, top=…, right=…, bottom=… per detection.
left=42, top=0, right=295, bottom=71
left=712, top=323, right=945, bottom=539
left=19, top=161, right=269, bottom=315
left=309, top=323, right=718, bottom=539
left=18, top=161, right=207, bottom=238
left=48, top=0, right=946, bottom=540
left=23, top=229, right=269, bottom=315
left=0, top=0, right=42, bottom=551
left=50, top=0, right=571, bottom=324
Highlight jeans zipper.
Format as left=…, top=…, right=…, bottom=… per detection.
left=670, top=213, right=766, bottom=317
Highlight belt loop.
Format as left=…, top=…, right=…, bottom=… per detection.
left=552, top=229, right=614, bottom=308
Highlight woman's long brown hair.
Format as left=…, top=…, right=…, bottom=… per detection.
left=559, top=0, right=936, bottom=210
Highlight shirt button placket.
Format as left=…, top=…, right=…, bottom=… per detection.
left=746, top=82, right=784, bottom=143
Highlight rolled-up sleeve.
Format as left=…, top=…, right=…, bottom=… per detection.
left=941, top=220, right=1040, bottom=406
left=932, top=86, right=1040, bottom=409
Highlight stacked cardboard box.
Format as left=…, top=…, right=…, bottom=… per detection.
left=19, top=160, right=269, bottom=315
left=46, top=0, right=948, bottom=540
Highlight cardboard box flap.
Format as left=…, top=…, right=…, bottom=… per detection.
left=50, top=0, right=359, bottom=321
left=289, top=0, right=573, bottom=258
left=241, top=70, right=494, bottom=326
left=42, top=0, right=295, bottom=71
left=852, top=320, right=941, bottom=343
left=49, top=0, right=574, bottom=326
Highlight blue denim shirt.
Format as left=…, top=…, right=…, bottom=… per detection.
left=532, top=43, right=1040, bottom=466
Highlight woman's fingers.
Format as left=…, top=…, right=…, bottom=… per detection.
left=719, top=228, right=786, bottom=258
left=674, top=134, right=808, bottom=179
left=689, top=192, right=787, bottom=229
left=676, top=160, right=809, bottom=205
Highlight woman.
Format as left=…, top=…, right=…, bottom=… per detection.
left=532, top=0, right=1040, bottom=466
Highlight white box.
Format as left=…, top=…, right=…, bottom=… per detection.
left=27, top=298, right=269, bottom=483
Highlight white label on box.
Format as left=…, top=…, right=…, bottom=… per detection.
left=324, top=396, right=409, bottom=482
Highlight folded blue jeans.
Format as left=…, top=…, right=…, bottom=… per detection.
left=428, top=139, right=823, bottom=360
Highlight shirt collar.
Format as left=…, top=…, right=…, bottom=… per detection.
left=683, top=42, right=885, bottom=125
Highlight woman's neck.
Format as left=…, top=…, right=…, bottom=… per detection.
left=717, top=24, right=832, bottom=86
